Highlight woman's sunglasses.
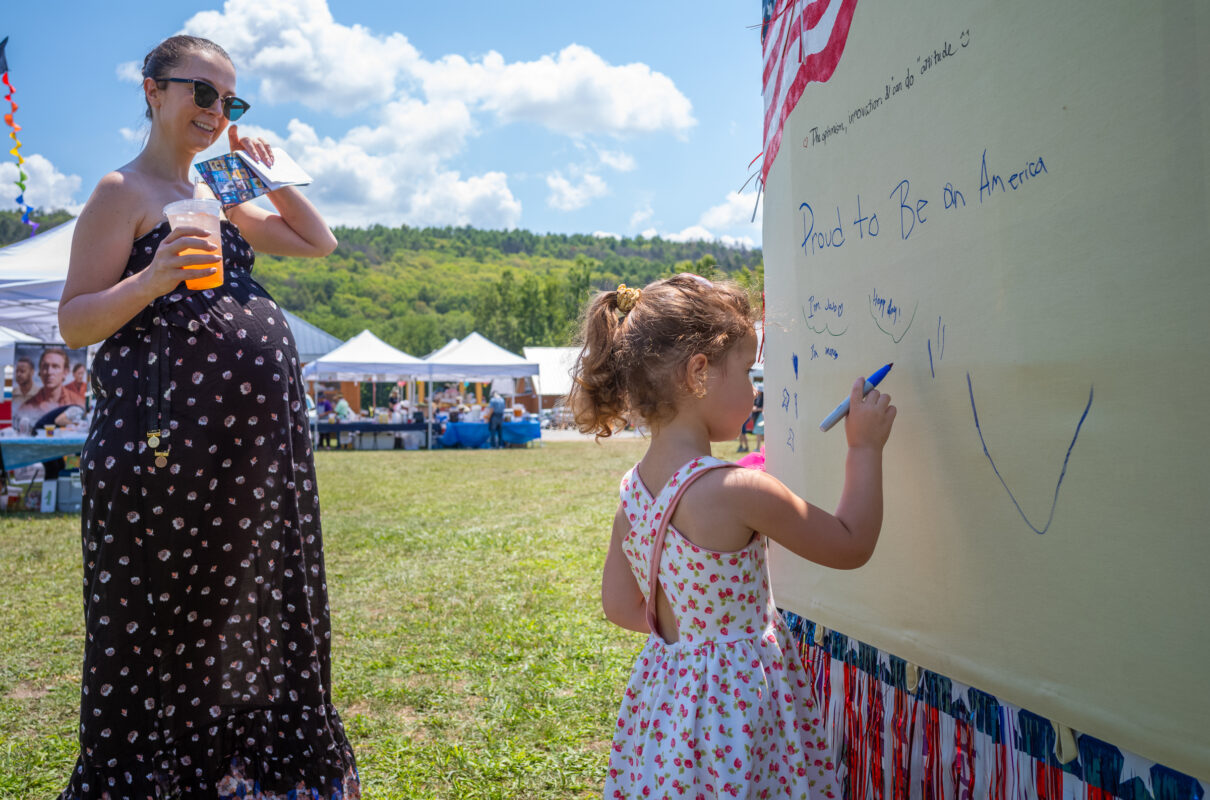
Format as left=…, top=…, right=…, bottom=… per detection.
left=159, top=77, right=250, bottom=122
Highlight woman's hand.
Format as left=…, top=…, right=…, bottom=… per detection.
left=228, top=124, right=274, bottom=167
left=222, top=124, right=336, bottom=257
left=138, top=225, right=220, bottom=298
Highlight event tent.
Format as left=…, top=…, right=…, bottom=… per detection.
left=0, top=324, right=39, bottom=369
left=423, top=338, right=460, bottom=362
left=300, top=329, right=425, bottom=381
left=0, top=218, right=77, bottom=339
left=522, top=346, right=578, bottom=398
left=0, top=218, right=342, bottom=360
left=422, top=331, right=538, bottom=382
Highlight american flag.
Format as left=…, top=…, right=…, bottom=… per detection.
left=761, top=0, right=859, bottom=184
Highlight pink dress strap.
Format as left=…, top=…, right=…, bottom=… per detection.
left=644, top=458, right=738, bottom=636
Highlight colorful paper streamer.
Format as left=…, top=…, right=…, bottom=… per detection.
left=1, top=37, right=38, bottom=236
left=781, top=611, right=1205, bottom=800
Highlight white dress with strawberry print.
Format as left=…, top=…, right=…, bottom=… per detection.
left=605, top=456, right=839, bottom=799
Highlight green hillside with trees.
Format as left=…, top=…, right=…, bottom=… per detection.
left=0, top=210, right=763, bottom=355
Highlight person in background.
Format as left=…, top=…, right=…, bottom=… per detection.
left=317, top=394, right=335, bottom=447
left=334, top=392, right=353, bottom=420
left=751, top=380, right=765, bottom=451
left=65, top=361, right=89, bottom=398
left=568, top=274, right=896, bottom=798
left=488, top=390, right=507, bottom=449
left=11, top=356, right=36, bottom=405
left=333, top=392, right=356, bottom=448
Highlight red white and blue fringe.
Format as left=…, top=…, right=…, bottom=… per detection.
left=780, top=612, right=1204, bottom=800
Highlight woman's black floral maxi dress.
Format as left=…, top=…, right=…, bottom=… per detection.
left=61, top=220, right=359, bottom=799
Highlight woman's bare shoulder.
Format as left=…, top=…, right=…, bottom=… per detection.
left=80, top=168, right=162, bottom=240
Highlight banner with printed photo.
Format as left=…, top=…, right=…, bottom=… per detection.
left=12, top=342, right=88, bottom=433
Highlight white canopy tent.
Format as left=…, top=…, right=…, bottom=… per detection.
left=422, top=331, right=538, bottom=382
left=0, top=218, right=341, bottom=361
left=423, top=337, right=461, bottom=362
left=0, top=324, right=40, bottom=370
left=522, top=346, right=578, bottom=399
left=301, top=329, right=424, bottom=382
left=420, top=332, right=540, bottom=434
left=0, top=218, right=78, bottom=340
left=299, top=328, right=428, bottom=447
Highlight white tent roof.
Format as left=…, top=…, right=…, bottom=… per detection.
left=422, top=331, right=538, bottom=382
left=522, top=346, right=578, bottom=398
left=0, top=217, right=342, bottom=359
left=0, top=219, right=80, bottom=340
left=424, top=337, right=460, bottom=360
left=0, top=216, right=79, bottom=282
left=301, top=329, right=424, bottom=381
left=0, top=324, right=40, bottom=375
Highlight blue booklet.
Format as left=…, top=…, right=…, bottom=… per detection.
left=193, top=149, right=312, bottom=208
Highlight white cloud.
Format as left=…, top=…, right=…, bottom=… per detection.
left=593, top=231, right=619, bottom=239
left=413, top=44, right=695, bottom=137
left=111, top=0, right=694, bottom=230
left=409, top=170, right=521, bottom=229
left=286, top=120, right=521, bottom=228
left=700, top=191, right=760, bottom=230
left=183, top=2, right=692, bottom=139
left=191, top=118, right=521, bottom=228
left=629, top=204, right=653, bottom=229
left=116, top=61, right=143, bottom=84
left=0, top=154, right=84, bottom=214
left=596, top=148, right=636, bottom=172
left=184, top=0, right=421, bottom=113
left=664, top=225, right=714, bottom=243
left=546, top=171, right=607, bottom=212
left=631, top=190, right=761, bottom=249
left=664, top=225, right=756, bottom=249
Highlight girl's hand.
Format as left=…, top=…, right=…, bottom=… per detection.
left=844, top=377, right=897, bottom=450
left=228, top=124, right=274, bottom=167
left=140, top=225, right=220, bottom=298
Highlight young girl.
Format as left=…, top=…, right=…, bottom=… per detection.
left=569, top=274, right=896, bottom=799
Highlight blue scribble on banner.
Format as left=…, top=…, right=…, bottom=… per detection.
left=967, top=373, right=1092, bottom=535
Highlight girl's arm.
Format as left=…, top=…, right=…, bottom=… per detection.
left=739, top=379, right=896, bottom=569
left=601, top=504, right=648, bottom=633
left=222, top=126, right=337, bottom=258
left=58, top=173, right=222, bottom=349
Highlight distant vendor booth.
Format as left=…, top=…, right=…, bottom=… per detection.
left=422, top=332, right=541, bottom=448
left=301, top=329, right=430, bottom=449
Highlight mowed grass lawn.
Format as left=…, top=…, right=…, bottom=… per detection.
left=0, top=438, right=738, bottom=799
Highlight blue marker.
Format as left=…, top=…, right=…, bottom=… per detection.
left=818, top=363, right=893, bottom=432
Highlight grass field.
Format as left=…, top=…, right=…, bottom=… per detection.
left=0, top=438, right=737, bottom=799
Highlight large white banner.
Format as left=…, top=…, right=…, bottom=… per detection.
left=761, top=1, right=1209, bottom=780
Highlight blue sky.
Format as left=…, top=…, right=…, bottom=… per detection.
left=2, top=1, right=765, bottom=247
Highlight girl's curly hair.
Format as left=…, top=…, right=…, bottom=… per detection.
left=568, top=273, right=755, bottom=438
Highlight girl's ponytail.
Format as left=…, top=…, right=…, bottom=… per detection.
left=569, top=274, right=754, bottom=438
left=569, top=289, right=629, bottom=438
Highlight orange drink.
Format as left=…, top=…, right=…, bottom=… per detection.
left=164, top=198, right=224, bottom=290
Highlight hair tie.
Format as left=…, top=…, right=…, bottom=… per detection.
left=616, top=284, right=642, bottom=314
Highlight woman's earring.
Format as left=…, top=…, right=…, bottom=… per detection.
left=693, top=381, right=708, bottom=399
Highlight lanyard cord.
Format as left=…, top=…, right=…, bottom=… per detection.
left=145, top=297, right=171, bottom=469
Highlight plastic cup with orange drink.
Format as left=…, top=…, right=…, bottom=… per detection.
left=163, top=198, right=224, bottom=290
